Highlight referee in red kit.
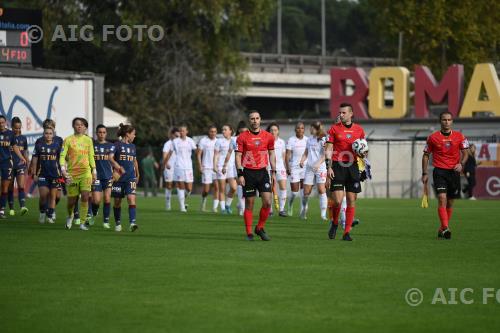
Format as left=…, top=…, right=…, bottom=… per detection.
left=325, top=103, right=366, bottom=241
left=422, top=111, right=469, bottom=239
left=235, top=111, right=276, bottom=241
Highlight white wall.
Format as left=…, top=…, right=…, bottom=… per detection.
left=0, top=76, right=94, bottom=146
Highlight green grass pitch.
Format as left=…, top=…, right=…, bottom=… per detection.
left=0, top=196, right=499, bottom=332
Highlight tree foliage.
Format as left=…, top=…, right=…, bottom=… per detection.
left=370, top=0, right=500, bottom=76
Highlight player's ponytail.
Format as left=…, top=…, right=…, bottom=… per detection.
left=117, top=123, right=135, bottom=138
left=311, top=121, right=326, bottom=141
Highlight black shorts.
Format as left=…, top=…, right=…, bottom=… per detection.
left=243, top=168, right=272, bottom=198
left=330, top=161, right=361, bottom=193
left=433, top=167, right=461, bottom=199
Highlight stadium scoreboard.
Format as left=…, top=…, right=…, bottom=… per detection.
left=0, top=7, right=42, bottom=66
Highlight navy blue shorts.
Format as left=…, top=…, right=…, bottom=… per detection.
left=12, top=168, right=26, bottom=177
left=38, top=176, right=61, bottom=189
left=92, top=178, right=112, bottom=192
left=111, top=180, right=136, bottom=198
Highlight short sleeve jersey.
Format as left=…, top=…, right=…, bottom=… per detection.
left=171, top=137, right=197, bottom=170
left=33, top=139, right=62, bottom=178
left=286, top=136, right=308, bottom=168
left=424, top=131, right=469, bottom=169
left=236, top=130, right=275, bottom=170
left=327, top=123, right=365, bottom=162
left=198, top=136, right=217, bottom=169
left=274, top=137, right=286, bottom=170
left=0, top=129, right=16, bottom=166
left=93, top=140, right=116, bottom=179
left=114, top=141, right=136, bottom=182
left=162, top=140, right=176, bottom=167
left=59, top=134, right=96, bottom=177
left=215, top=137, right=233, bottom=168
left=306, top=136, right=327, bottom=168
left=12, top=134, right=28, bottom=169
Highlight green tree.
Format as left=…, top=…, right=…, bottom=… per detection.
left=371, top=0, right=500, bottom=76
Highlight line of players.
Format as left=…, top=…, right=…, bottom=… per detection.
left=0, top=117, right=139, bottom=232
left=160, top=117, right=361, bottom=229
left=1, top=103, right=468, bottom=240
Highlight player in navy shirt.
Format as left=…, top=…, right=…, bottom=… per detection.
left=30, top=127, right=63, bottom=224
left=89, top=124, right=121, bottom=229
left=29, top=119, right=65, bottom=221
left=0, top=115, right=26, bottom=219
left=7, top=117, right=29, bottom=216
left=112, top=124, right=140, bottom=232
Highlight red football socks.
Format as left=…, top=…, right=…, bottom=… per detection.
left=447, top=207, right=453, bottom=222
left=344, top=206, right=355, bottom=234
left=331, top=204, right=341, bottom=226
left=244, top=209, right=253, bottom=235
left=438, top=207, right=449, bottom=230
left=257, top=207, right=271, bottom=230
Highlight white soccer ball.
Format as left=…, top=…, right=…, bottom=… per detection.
left=352, top=139, right=369, bottom=155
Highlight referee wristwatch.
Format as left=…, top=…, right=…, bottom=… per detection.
left=237, top=167, right=244, bottom=178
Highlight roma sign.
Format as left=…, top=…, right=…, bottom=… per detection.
left=330, top=63, right=500, bottom=119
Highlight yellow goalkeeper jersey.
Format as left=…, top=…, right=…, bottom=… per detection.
left=59, top=134, right=96, bottom=177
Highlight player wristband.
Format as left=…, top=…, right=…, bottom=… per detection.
left=422, top=172, right=427, bottom=176
left=325, top=159, right=332, bottom=169
left=271, top=169, right=277, bottom=173
left=237, top=168, right=244, bottom=178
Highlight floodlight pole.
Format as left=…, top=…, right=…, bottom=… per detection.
left=277, top=0, right=282, bottom=55
left=321, top=0, right=326, bottom=56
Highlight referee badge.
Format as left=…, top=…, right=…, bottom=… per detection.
left=354, top=182, right=359, bottom=188
left=265, top=182, right=270, bottom=188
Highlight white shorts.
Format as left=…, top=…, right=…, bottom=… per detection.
left=276, top=168, right=287, bottom=182
left=289, top=167, right=305, bottom=183
left=201, top=168, right=216, bottom=184
left=216, top=165, right=236, bottom=180
left=174, top=169, right=194, bottom=183
left=304, top=167, right=327, bottom=185
left=163, top=168, right=174, bottom=183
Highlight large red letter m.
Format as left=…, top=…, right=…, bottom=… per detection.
left=414, top=65, right=464, bottom=118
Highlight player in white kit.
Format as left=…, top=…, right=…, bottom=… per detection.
left=197, top=126, right=219, bottom=212
left=214, top=125, right=237, bottom=214
left=223, top=121, right=248, bottom=216
left=285, top=122, right=308, bottom=216
left=164, top=125, right=197, bottom=212
left=266, top=123, right=288, bottom=217
left=299, top=121, right=328, bottom=221
left=162, top=128, right=180, bottom=210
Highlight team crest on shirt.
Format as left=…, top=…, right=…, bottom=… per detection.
left=100, top=147, right=104, bottom=152
left=444, top=141, right=452, bottom=149
left=47, top=148, right=51, bottom=153
left=255, top=140, right=261, bottom=146
left=127, top=148, right=130, bottom=153
left=346, top=134, right=352, bottom=139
